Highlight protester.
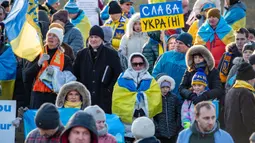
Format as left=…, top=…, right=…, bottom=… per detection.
left=52, top=10, right=84, bottom=55
left=25, top=103, right=64, bottom=143
left=195, top=8, right=235, bottom=67
left=223, top=0, right=246, bottom=31
left=112, top=52, right=162, bottom=142
left=1, top=1, right=10, bottom=13
left=154, top=74, right=181, bottom=143
left=177, top=101, right=234, bottom=143
left=60, top=111, right=98, bottom=143
left=248, top=28, right=255, bottom=42
left=166, top=34, right=178, bottom=51
left=0, top=6, right=6, bottom=22
left=104, top=1, right=128, bottom=50
left=249, top=54, right=255, bottom=69
left=131, top=117, right=160, bottom=143
left=152, top=33, right=193, bottom=98
left=73, top=25, right=122, bottom=113
left=224, top=62, right=255, bottom=143
left=55, top=81, right=91, bottom=110
left=64, top=0, right=91, bottom=45
left=23, top=27, right=73, bottom=109
left=84, top=105, right=117, bottom=143
left=39, top=0, right=60, bottom=16
left=119, top=13, right=149, bottom=58
left=142, top=30, right=164, bottom=73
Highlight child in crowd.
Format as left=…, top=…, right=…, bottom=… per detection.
left=154, top=74, right=181, bottom=143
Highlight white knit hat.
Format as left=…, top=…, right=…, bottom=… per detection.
left=131, top=117, right=155, bottom=140
left=84, top=105, right=106, bottom=121
left=47, top=27, right=64, bottom=44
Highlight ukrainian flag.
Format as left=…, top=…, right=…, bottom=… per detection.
left=4, top=0, right=42, bottom=62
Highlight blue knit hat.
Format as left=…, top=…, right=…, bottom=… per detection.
left=64, top=0, right=80, bottom=14
left=192, top=68, right=208, bottom=87
left=47, top=0, right=59, bottom=6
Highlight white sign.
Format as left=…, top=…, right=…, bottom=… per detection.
left=76, top=0, right=99, bottom=26
left=0, top=100, right=16, bottom=143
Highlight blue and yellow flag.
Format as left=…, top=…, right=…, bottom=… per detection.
left=4, top=0, right=42, bottom=62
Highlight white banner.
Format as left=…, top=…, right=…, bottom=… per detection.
left=0, top=100, right=16, bottom=143
left=76, top=0, right=99, bottom=26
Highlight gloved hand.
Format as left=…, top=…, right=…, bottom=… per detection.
left=193, top=94, right=207, bottom=105
left=38, top=54, right=50, bottom=66
left=183, top=122, right=191, bottom=129
left=46, top=66, right=54, bottom=76
left=12, top=117, right=22, bottom=128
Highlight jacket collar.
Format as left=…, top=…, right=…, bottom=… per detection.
left=233, top=80, right=255, bottom=92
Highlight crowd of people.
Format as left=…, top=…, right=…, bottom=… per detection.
left=1, top=0, right=255, bottom=143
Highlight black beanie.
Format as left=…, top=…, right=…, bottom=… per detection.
left=249, top=54, right=255, bottom=65
left=35, top=103, right=60, bottom=130
left=109, top=1, right=122, bottom=14
left=242, top=43, right=255, bottom=53
left=176, top=33, right=193, bottom=47
left=89, top=25, right=104, bottom=40
left=236, top=62, right=255, bottom=81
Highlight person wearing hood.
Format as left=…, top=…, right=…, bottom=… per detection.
left=177, top=101, right=234, bottom=143
left=39, top=0, right=60, bottom=16
left=223, top=0, right=246, bottom=31
left=60, top=111, right=98, bottom=143
left=84, top=105, right=117, bottom=143
left=23, top=27, right=73, bottom=109
left=64, top=0, right=91, bottom=46
left=55, top=81, right=91, bottom=110
left=131, top=117, right=160, bottom=143
left=25, top=103, right=65, bottom=143
left=104, top=1, right=128, bottom=50
left=195, top=8, right=235, bottom=67
left=152, top=33, right=193, bottom=99
left=224, top=62, right=255, bottom=143
left=119, top=13, right=149, bottom=58
left=112, top=52, right=162, bottom=142
left=142, top=30, right=164, bottom=73
left=166, top=34, right=178, bottom=51
left=52, top=10, right=84, bottom=55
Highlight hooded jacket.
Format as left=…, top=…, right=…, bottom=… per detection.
left=179, top=45, right=223, bottom=101
left=56, top=81, right=91, bottom=110
left=60, top=111, right=98, bottom=143
left=119, top=13, right=149, bottom=58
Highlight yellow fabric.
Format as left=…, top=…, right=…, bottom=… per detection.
left=0, top=80, right=15, bottom=100
left=221, top=30, right=235, bottom=46
left=188, top=20, right=199, bottom=45
left=194, top=34, right=206, bottom=45
left=64, top=101, right=82, bottom=109
left=231, top=17, right=246, bottom=31
left=112, top=78, right=162, bottom=123
left=158, top=43, right=164, bottom=55
left=148, top=0, right=166, bottom=4
left=75, top=16, right=91, bottom=46
left=233, top=80, right=255, bottom=92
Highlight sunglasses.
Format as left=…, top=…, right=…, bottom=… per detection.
left=132, top=62, right=144, bottom=67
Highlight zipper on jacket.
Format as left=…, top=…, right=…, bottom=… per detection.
left=164, top=96, right=170, bottom=137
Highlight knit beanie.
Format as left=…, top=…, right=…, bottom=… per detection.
left=47, top=0, right=59, bottom=6
left=242, top=42, right=255, bottom=53
left=89, top=25, right=104, bottom=40
left=52, top=10, right=69, bottom=24
left=167, top=34, right=178, bottom=43
left=131, top=117, right=155, bottom=140
left=207, top=8, right=221, bottom=19
left=236, top=62, right=255, bottom=81
left=49, top=23, right=65, bottom=32
left=47, top=27, right=64, bottom=44
left=201, top=3, right=216, bottom=12
left=35, top=103, right=60, bottom=130
left=119, top=0, right=133, bottom=4
left=101, top=26, right=113, bottom=43
left=109, top=1, right=122, bottom=15
left=176, top=33, right=193, bottom=47
left=64, top=0, right=80, bottom=14
left=192, top=68, right=208, bottom=87
left=249, top=54, right=255, bottom=65
left=84, top=105, right=106, bottom=121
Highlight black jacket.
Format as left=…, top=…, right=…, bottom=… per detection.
left=179, top=69, right=224, bottom=101
left=73, top=44, right=122, bottom=113
left=135, top=137, right=160, bottom=143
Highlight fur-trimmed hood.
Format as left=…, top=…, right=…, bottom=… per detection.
left=186, top=45, right=215, bottom=71
left=126, top=13, right=147, bottom=38
left=156, top=75, right=175, bottom=91
left=56, top=81, right=91, bottom=110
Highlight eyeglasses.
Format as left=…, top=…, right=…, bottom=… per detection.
left=132, top=62, right=144, bottom=67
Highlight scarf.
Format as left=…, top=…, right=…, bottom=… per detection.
left=233, top=80, right=255, bottom=92
left=64, top=101, right=82, bottom=109
left=219, top=52, right=232, bottom=83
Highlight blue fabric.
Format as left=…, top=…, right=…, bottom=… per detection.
left=47, top=0, right=59, bottom=5
left=177, top=128, right=234, bottom=143
left=64, top=0, right=79, bottom=14
left=0, top=46, right=17, bottom=80
left=100, top=4, right=135, bottom=21
left=152, top=51, right=186, bottom=99
left=198, top=16, right=232, bottom=43
left=71, top=10, right=85, bottom=26
left=223, top=2, right=246, bottom=26
left=192, top=68, right=208, bottom=86
left=201, top=3, right=216, bottom=12
left=227, top=74, right=237, bottom=87
left=106, top=114, right=125, bottom=143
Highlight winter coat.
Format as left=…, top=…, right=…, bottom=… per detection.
left=195, top=17, right=235, bottom=67
left=223, top=1, right=246, bottom=31
left=152, top=51, right=186, bottom=99
left=134, top=136, right=160, bottom=143
left=177, top=121, right=234, bottom=143
left=61, top=43, right=75, bottom=62
left=56, top=81, right=91, bottom=110
left=224, top=80, right=255, bottom=143
left=63, top=21, right=84, bottom=55
left=60, top=111, right=98, bottom=143
left=119, top=13, right=149, bottom=58
left=181, top=100, right=195, bottom=127
left=104, top=16, right=128, bottom=50
left=98, top=133, right=117, bottom=143
left=73, top=44, right=122, bottom=113
left=143, top=31, right=164, bottom=73
left=25, top=125, right=65, bottom=143
left=179, top=45, right=223, bottom=101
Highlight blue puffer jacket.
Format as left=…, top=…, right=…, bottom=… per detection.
left=100, top=3, right=135, bottom=20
